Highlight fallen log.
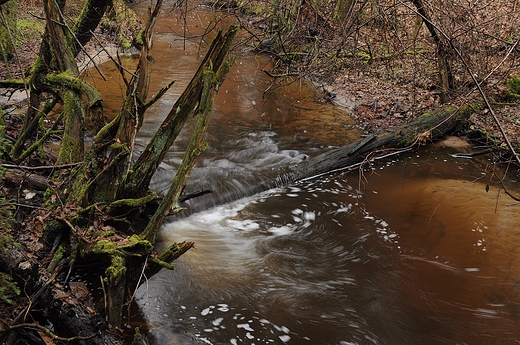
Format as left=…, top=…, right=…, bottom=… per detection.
left=178, top=104, right=479, bottom=216
left=275, top=104, right=479, bottom=184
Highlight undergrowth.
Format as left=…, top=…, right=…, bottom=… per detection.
left=0, top=108, right=19, bottom=304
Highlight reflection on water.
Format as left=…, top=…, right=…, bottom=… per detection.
left=135, top=145, right=520, bottom=345
left=82, top=2, right=361, bottom=212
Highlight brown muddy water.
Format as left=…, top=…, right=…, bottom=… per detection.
left=82, top=1, right=520, bottom=344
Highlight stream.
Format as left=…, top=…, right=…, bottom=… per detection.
left=83, top=2, right=520, bottom=344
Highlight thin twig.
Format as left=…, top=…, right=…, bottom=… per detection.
left=89, top=30, right=137, bottom=78
left=3, top=322, right=99, bottom=342
left=0, top=203, right=46, bottom=210
left=1, top=163, right=81, bottom=171
left=427, top=172, right=490, bottom=230
left=100, top=275, right=108, bottom=322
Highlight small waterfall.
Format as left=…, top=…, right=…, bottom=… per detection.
left=150, top=131, right=316, bottom=217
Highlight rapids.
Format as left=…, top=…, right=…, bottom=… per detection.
left=81, top=2, right=520, bottom=344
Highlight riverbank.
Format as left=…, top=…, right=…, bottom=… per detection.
left=2, top=1, right=520, bottom=151
left=1, top=1, right=520, bottom=344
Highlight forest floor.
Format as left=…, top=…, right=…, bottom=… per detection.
left=2, top=1, right=520, bottom=150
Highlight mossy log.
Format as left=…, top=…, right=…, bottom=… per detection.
left=176, top=104, right=480, bottom=217
left=275, top=104, right=479, bottom=184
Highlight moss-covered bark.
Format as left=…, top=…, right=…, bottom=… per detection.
left=72, top=0, right=114, bottom=53
left=1, top=0, right=237, bottom=334
left=118, top=25, right=238, bottom=200
left=142, top=60, right=235, bottom=243
left=0, top=0, right=16, bottom=61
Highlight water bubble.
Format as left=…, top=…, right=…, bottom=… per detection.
left=201, top=307, right=213, bottom=316
left=279, top=335, right=291, bottom=342
left=465, top=268, right=480, bottom=272
left=237, top=323, right=254, bottom=332
left=212, top=318, right=224, bottom=326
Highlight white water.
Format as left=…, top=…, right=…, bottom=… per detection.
left=135, top=144, right=520, bottom=345
left=81, top=2, right=520, bottom=343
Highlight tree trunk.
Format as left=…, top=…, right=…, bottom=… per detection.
left=411, top=0, right=454, bottom=103
left=118, top=26, right=238, bottom=200
left=142, top=61, right=234, bottom=243
left=0, top=0, right=16, bottom=61
left=80, top=0, right=163, bottom=205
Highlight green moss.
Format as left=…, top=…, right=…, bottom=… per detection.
left=105, top=255, right=126, bottom=285
left=103, top=230, right=115, bottom=237
left=0, top=124, right=14, bottom=250
left=135, top=30, right=144, bottom=47
left=0, top=218, right=14, bottom=253
left=157, top=241, right=194, bottom=264
left=47, top=245, right=66, bottom=272
left=150, top=258, right=176, bottom=270
left=507, top=74, right=520, bottom=99
left=396, top=132, right=418, bottom=146
left=0, top=272, right=20, bottom=304
left=91, top=239, right=118, bottom=254
left=54, top=245, right=65, bottom=260
left=69, top=242, right=82, bottom=267
left=128, top=234, right=142, bottom=244
left=109, top=191, right=157, bottom=208
left=16, top=19, right=44, bottom=43
left=100, top=0, right=142, bottom=49
left=0, top=1, right=17, bottom=59
left=132, top=327, right=142, bottom=345
left=121, top=235, right=154, bottom=257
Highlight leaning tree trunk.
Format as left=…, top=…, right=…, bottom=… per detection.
left=410, top=0, right=454, bottom=103
left=69, top=0, right=166, bottom=207
left=117, top=26, right=238, bottom=200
